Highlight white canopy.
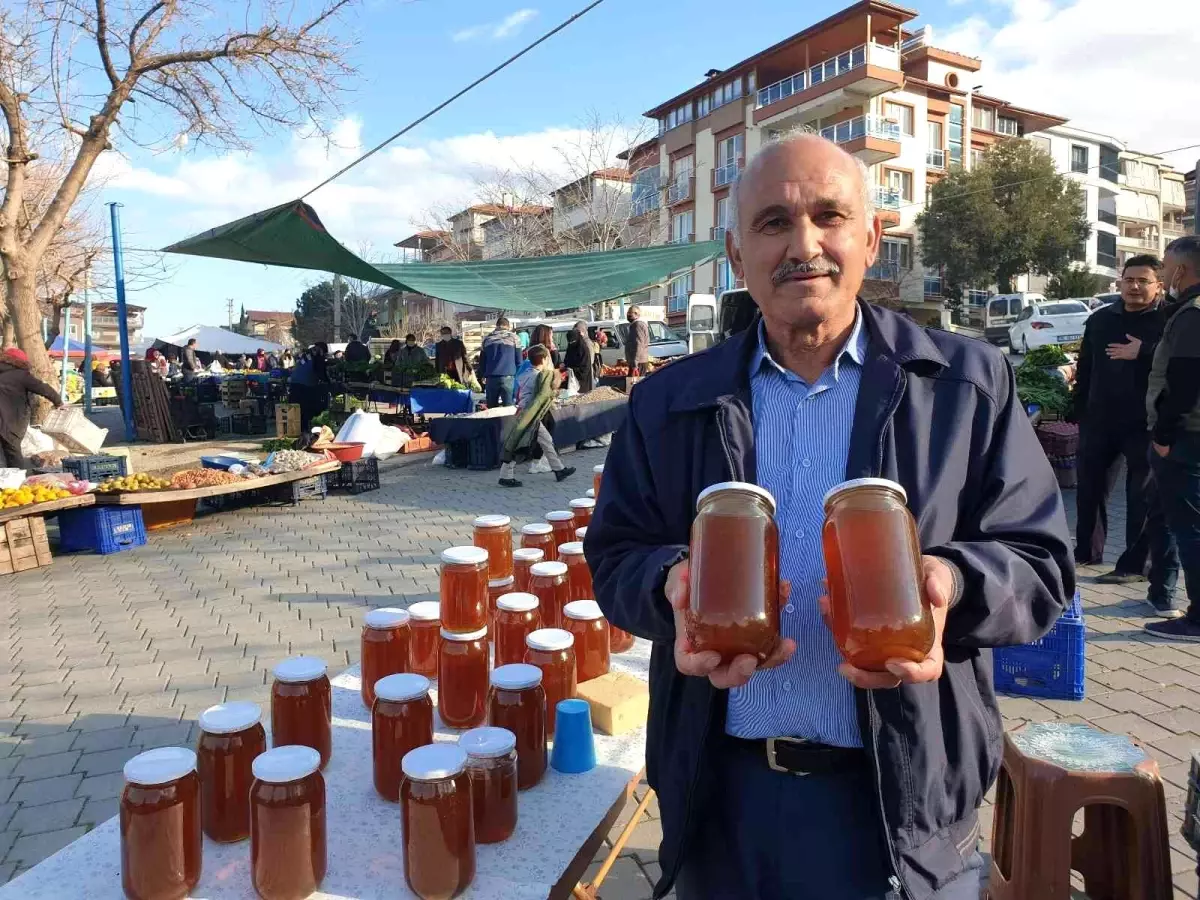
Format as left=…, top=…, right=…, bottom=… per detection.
left=155, top=324, right=285, bottom=355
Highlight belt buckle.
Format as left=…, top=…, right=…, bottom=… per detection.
left=766, top=736, right=808, bottom=775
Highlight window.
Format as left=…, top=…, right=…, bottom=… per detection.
left=711, top=78, right=743, bottom=111
left=716, top=256, right=735, bottom=293
left=716, top=133, right=744, bottom=167
left=1015, top=306, right=1034, bottom=323
left=1070, top=144, right=1089, bottom=174
left=948, top=104, right=963, bottom=168
left=965, top=289, right=991, bottom=307
left=927, top=120, right=943, bottom=149
left=667, top=271, right=695, bottom=313
left=885, top=169, right=913, bottom=202
left=880, top=236, right=912, bottom=269
left=884, top=102, right=914, bottom=136
left=664, top=103, right=694, bottom=132
left=971, top=105, right=995, bottom=132
left=1029, top=135, right=1051, bottom=155
left=923, top=266, right=943, bottom=297
left=631, top=167, right=661, bottom=217
left=1097, top=231, right=1117, bottom=267
left=671, top=210, right=695, bottom=244
left=672, top=154, right=694, bottom=179
left=715, top=196, right=730, bottom=233
left=997, top=116, right=1019, bottom=136
left=1099, top=145, right=1119, bottom=183
left=697, top=94, right=711, bottom=118
left=970, top=149, right=984, bottom=169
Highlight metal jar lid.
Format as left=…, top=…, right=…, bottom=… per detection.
left=695, top=481, right=777, bottom=514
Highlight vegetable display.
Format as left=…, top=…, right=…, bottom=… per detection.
left=260, top=438, right=297, bottom=452
left=1015, top=365, right=1071, bottom=415
left=413, top=373, right=465, bottom=390
left=267, top=450, right=325, bottom=473
left=97, top=474, right=171, bottom=493
left=1022, top=345, right=1070, bottom=368
left=170, top=469, right=243, bottom=490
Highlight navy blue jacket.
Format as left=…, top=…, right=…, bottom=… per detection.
left=585, top=302, right=1074, bottom=899
left=480, top=328, right=522, bottom=378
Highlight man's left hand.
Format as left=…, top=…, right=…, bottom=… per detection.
left=1105, top=334, right=1142, bottom=360
left=1153, top=442, right=1170, bottom=458
left=820, top=556, right=955, bottom=690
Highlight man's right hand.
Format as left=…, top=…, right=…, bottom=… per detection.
left=666, top=558, right=796, bottom=690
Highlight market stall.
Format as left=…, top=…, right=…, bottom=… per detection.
left=0, top=492, right=95, bottom=525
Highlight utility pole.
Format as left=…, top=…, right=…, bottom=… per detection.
left=227, top=298, right=235, bottom=329
left=108, top=203, right=135, bottom=442
left=83, top=263, right=93, bottom=414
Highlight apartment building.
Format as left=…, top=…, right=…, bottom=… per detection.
left=395, top=229, right=456, bottom=263
left=242, top=309, right=296, bottom=346
left=1184, top=169, right=1196, bottom=235
left=480, top=206, right=552, bottom=259
left=57, top=302, right=146, bottom=350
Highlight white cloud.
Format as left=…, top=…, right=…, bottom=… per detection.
left=935, top=0, right=1200, bottom=171
left=452, top=8, right=537, bottom=43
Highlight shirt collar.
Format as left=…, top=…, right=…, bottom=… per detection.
left=750, top=308, right=867, bottom=384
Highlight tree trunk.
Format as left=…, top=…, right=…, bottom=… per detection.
left=1, top=318, right=12, bottom=348
left=7, top=274, right=59, bottom=422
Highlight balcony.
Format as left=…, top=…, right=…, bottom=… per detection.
left=712, top=160, right=743, bottom=190
left=1097, top=209, right=1117, bottom=227
left=873, top=185, right=901, bottom=226
left=753, top=41, right=903, bottom=125
left=1117, top=233, right=1160, bottom=251
left=666, top=232, right=695, bottom=245
left=710, top=226, right=727, bottom=242
left=865, top=259, right=900, bottom=281
left=631, top=191, right=660, bottom=219
left=926, top=149, right=945, bottom=170
left=666, top=175, right=694, bottom=206
left=819, top=115, right=901, bottom=164
left=666, top=292, right=689, bottom=314
left=923, top=276, right=944, bottom=297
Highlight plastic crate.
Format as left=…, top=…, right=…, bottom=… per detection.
left=332, top=457, right=380, bottom=494
left=62, top=454, right=127, bottom=483
left=57, top=506, right=147, bottom=555
left=994, top=589, right=1085, bottom=701
left=266, top=474, right=327, bottom=505
left=444, top=440, right=471, bottom=470
left=41, top=407, right=108, bottom=454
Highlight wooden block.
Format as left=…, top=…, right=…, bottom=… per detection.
left=575, top=671, right=649, bottom=735
left=29, top=517, right=52, bottom=566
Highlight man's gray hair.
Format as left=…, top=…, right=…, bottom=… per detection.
left=1165, top=234, right=1200, bottom=269
left=727, top=125, right=875, bottom=247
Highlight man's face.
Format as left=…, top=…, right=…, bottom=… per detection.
left=727, top=138, right=880, bottom=332
left=1120, top=265, right=1159, bottom=311
left=627, top=310, right=637, bottom=323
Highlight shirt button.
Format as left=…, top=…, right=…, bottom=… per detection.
left=785, top=603, right=795, bottom=614
left=802, top=459, right=811, bottom=468
left=783, top=680, right=793, bottom=691
left=795, top=530, right=804, bottom=539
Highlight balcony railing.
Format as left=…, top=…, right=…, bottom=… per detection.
left=926, top=148, right=945, bottom=170
left=1097, top=209, right=1117, bottom=226
left=873, top=186, right=901, bottom=210
left=666, top=292, right=689, bottom=313
left=756, top=41, right=898, bottom=110
left=1118, top=234, right=1160, bottom=250
left=710, top=226, right=727, bottom=242
left=712, top=160, right=743, bottom=189
left=666, top=174, right=694, bottom=206
left=923, top=277, right=944, bottom=297
left=631, top=191, right=660, bottom=218
left=866, top=259, right=900, bottom=281
left=666, top=232, right=695, bottom=245
left=819, top=115, right=900, bottom=147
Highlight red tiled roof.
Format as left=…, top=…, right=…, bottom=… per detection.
left=592, top=167, right=633, bottom=182
left=245, top=310, right=295, bottom=324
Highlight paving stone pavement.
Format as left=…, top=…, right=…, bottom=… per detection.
left=0, top=452, right=1197, bottom=899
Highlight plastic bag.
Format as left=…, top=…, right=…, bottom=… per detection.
left=373, top=426, right=410, bottom=460
left=335, top=410, right=384, bottom=457
left=0, top=468, right=27, bottom=489
left=562, top=369, right=580, bottom=398
left=21, top=426, right=58, bottom=458
left=431, top=450, right=447, bottom=466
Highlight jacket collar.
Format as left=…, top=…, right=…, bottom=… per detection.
left=669, top=299, right=948, bottom=413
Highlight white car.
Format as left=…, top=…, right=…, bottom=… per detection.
left=1007, top=300, right=1092, bottom=354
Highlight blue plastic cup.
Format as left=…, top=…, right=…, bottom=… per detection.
left=550, top=699, right=596, bottom=774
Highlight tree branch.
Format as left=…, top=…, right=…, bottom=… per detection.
left=128, top=2, right=167, bottom=59
left=93, top=0, right=122, bottom=89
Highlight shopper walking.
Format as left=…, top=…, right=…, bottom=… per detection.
left=498, top=345, right=575, bottom=488
left=0, top=348, right=64, bottom=468
left=481, top=316, right=522, bottom=407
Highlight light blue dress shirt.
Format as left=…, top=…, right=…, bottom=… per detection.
left=725, top=313, right=868, bottom=748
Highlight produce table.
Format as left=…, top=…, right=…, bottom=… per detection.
left=0, top=492, right=95, bottom=525
left=92, top=460, right=342, bottom=504
left=0, top=642, right=651, bottom=899
left=409, top=387, right=473, bottom=416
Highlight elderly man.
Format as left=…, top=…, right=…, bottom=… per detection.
left=586, top=130, right=1073, bottom=899
left=624, top=305, right=651, bottom=376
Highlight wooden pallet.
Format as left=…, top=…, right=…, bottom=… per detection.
left=0, top=516, right=53, bottom=575
left=118, top=360, right=181, bottom=444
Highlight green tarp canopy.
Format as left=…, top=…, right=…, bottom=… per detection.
left=164, top=200, right=724, bottom=313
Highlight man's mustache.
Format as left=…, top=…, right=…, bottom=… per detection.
left=771, top=257, right=841, bottom=286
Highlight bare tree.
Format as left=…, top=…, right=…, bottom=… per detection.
left=0, top=0, right=356, bottom=395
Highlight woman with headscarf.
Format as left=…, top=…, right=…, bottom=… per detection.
left=0, top=348, right=64, bottom=468
left=563, top=321, right=596, bottom=394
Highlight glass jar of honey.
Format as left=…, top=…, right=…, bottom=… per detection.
left=408, top=601, right=441, bottom=678
left=545, top=510, right=577, bottom=552
left=575, top=526, right=588, bottom=541
left=121, top=747, right=202, bottom=900
left=524, top=628, right=576, bottom=738
left=528, top=560, right=570, bottom=629
left=569, top=497, right=595, bottom=529
left=271, top=657, right=332, bottom=769
left=197, top=701, right=266, bottom=843
left=685, top=482, right=781, bottom=664
left=487, top=663, right=547, bottom=790
left=494, top=592, right=541, bottom=667
left=520, top=522, right=557, bottom=561
left=822, top=478, right=934, bottom=672
left=360, top=607, right=411, bottom=710
left=512, top=547, right=544, bottom=593
left=556, top=542, right=593, bottom=602
left=487, top=575, right=515, bottom=632
left=438, top=626, right=490, bottom=729
left=440, top=546, right=489, bottom=633
left=250, top=745, right=326, bottom=900
left=372, top=673, right=434, bottom=802
left=401, top=744, right=475, bottom=900
left=593, top=464, right=604, bottom=497
left=610, top=625, right=636, bottom=654
left=460, top=726, right=518, bottom=844
left=563, top=600, right=610, bottom=684
left=473, top=514, right=513, bottom=580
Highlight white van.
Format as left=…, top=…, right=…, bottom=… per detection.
left=984, top=292, right=1046, bottom=345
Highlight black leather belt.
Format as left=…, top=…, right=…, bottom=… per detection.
left=727, top=735, right=867, bottom=776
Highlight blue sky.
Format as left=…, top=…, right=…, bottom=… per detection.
left=94, top=0, right=1198, bottom=336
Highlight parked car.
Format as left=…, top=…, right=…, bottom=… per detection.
left=1007, top=299, right=1092, bottom=353
left=984, top=292, right=1047, bottom=345
left=1089, top=292, right=1121, bottom=309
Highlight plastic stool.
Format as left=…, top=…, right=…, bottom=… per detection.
left=986, top=722, right=1173, bottom=900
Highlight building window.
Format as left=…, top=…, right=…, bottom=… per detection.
left=671, top=210, right=695, bottom=244
left=714, top=195, right=730, bottom=235
left=927, top=120, right=943, bottom=149
left=965, top=289, right=991, bottom=307
left=884, top=102, right=914, bottom=136
left=663, top=103, right=694, bottom=132
left=971, top=105, right=995, bottom=133
left=1070, top=144, right=1089, bottom=174
left=923, top=266, right=943, bottom=297
left=631, top=167, right=661, bottom=217
left=948, top=104, right=963, bottom=168
left=711, top=78, right=743, bottom=112
left=716, top=257, right=735, bottom=293
left=1097, top=230, right=1117, bottom=268
left=1099, top=145, right=1119, bottom=183
left=881, top=236, right=912, bottom=270
left=667, top=271, right=695, bottom=313
left=672, top=154, right=693, bottom=179
left=996, top=116, right=1019, bottom=136
left=885, top=169, right=913, bottom=202
left=697, top=94, right=711, bottom=118
left=1029, top=134, right=1051, bottom=156
left=970, top=149, right=984, bottom=169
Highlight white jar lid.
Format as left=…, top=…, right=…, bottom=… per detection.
left=402, top=743, right=468, bottom=780
left=374, top=673, right=431, bottom=703
left=473, top=514, right=511, bottom=528
left=273, top=656, right=327, bottom=684
left=252, top=745, right=321, bottom=784
left=124, top=747, right=196, bottom=786
left=593, top=464, right=604, bottom=474
left=441, top=546, right=489, bottom=566
left=364, top=607, right=411, bottom=630
left=530, top=561, right=568, bottom=578
left=564, top=600, right=603, bottom=621
left=490, top=663, right=543, bottom=690
left=440, top=626, right=488, bottom=642
left=460, top=726, right=516, bottom=759
left=575, top=527, right=588, bottom=540
left=569, top=498, right=595, bottom=511
left=489, top=576, right=515, bottom=589
left=695, top=481, right=777, bottom=514
left=408, top=601, right=440, bottom=622
left=585, top=489, right=595, bottom=498
left=513, top=547, right=545, bottom=563
left=545, top=510, right=575, bottom=522
left=557, top=541, right=584, bottom=557
left=496, top=592, right=539, bottom=613
left=526, top=628, right=574, bottom=652
left=822, top=477, right=907, bottom=507
left=199, top=701, right=262, bottom=735
left=521, top=522, right=552, bottom=535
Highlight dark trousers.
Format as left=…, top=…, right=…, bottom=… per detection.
left=485, top=375, right=514, bottom=408
left=0, top=432, right=26, bottom=469
left=674, top=738, right=984, bottom=900
left=288, top=384, right=327, bottom=432
left=1151, top=438, right=1200, bottom=620
left=1074, top=425, right=1152, bottom=570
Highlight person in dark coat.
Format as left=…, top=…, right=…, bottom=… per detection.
left=584, top=132, right=1072, bottom=900
left=181, top=338, right=200, bottom=376
left=563, top=321, right=596, bottom=394
left=435, top=326, right=470, bottom=385
left=383, top=340, right=403, bottom=368
left=624, top=305, right=651, bottom=375
left=0, top=348, right=64, bottom=468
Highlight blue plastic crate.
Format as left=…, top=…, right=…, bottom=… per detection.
left=57, top=506, right=147, bottom=555
left=994, top=589, right=1085, bottom=701
left=62, top=454, right=127, bottom=482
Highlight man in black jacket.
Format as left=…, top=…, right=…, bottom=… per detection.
left=585, top=131, right=1072, bottom=900
left=1072, top=254, right=1170, bottom=584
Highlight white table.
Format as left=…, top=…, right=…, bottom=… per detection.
left=0, top=645, right=651, bottom=899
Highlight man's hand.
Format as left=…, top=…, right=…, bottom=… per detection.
left=819, top=556, right=955, bottom=690
left=666, top=558, right=796, bottom=690
left=1105, top=334, right=1142, bottom=360
left=1153, top=442, right=1170, bottom=458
